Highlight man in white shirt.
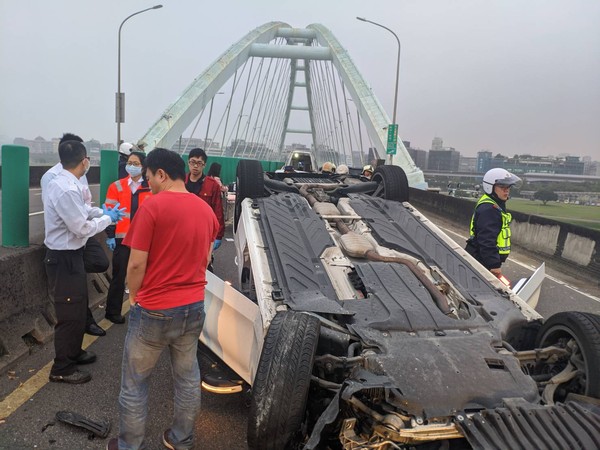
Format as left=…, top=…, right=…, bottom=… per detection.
left=41, top=133, right=107, bottom=337
left=44, top=140, right=124, bottom=384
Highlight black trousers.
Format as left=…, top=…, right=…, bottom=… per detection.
left=83, top=237, right=110, bottom=327
left=105, top=239, right=130, bottom=318
left=45, top=248, right=88, bottom=376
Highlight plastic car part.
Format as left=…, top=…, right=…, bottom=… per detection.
left=234, top=159, right=265, bottom=232
left=55, top=410, right=110, bottom=438
left=536, top=311, right=600, bottom=402
left=247, top=311, right=320, bottom=450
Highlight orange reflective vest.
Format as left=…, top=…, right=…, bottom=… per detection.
left=104, top=177, right=152, bottom=238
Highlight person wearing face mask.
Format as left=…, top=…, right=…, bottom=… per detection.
left=103, top=151, right=152, bottom=324
left=41, top=132, right=112, bottom=338
left=43, top=140, right=125, bottom=384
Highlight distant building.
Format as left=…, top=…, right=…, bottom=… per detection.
left=171, top=137, right=222, bottom=155
left=431, top=137, right=444, bottom=151
left=428, top=149, right=460, bottom=172
left=502, top=155, right=584, bottom=175
left=403, top=141, right=428, bottom=170
left=476, top=150, right=493, bottom=173
left=459, top=156, right=477, bottom=173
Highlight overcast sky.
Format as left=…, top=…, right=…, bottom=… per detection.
left=1, top=0, right=599, bottom=158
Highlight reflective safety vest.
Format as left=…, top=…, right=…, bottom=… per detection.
left=469, top=194, right=512, bottom=255
left=104, top=177, right=152, bottom=238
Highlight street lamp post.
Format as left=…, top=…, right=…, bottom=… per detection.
left=116, top=5, right=163, bottom=147
left=356, top=16, right=400, bottom=165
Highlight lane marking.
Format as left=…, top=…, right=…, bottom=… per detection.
left=0, top=302, right=131, bottom=420
left=439, top=225, right=600, bottom=304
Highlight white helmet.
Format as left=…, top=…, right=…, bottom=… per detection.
left=482, top=168, right=521, bottom=194
left=336, top=164, right=349, bottom=175
left=119, top=142, right=134, bottom=156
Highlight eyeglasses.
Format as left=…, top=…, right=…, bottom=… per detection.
left=188, top=160, right=205, bottom=167
left=127, top=161, right=142, bottom=167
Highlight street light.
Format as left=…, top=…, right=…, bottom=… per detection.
left=116, top=5, right=163, bottom=147
left=356, top=16, right=400, bottom=165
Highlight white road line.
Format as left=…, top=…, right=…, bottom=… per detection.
left=439, top=225, right=600, bottom=304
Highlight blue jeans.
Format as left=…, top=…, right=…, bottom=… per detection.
left=118, top=301, right=205, bottom=450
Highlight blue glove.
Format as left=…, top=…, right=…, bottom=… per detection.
left=102, top=202, right=126, bottom=223
left=213, top=239, right=222, bottom=251
left=106, top=238, right=116, bottom=251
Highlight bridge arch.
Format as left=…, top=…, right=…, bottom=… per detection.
left=139, top=21, right=425, bottom=188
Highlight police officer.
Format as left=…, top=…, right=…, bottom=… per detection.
left=465, top=168, right=520, bottom=279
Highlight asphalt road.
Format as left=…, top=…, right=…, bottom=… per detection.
left=0, top=229, right=248, bottom=450
left=0, top=208, right=598, bottom=450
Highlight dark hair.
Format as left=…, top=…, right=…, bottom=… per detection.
left=188, top=147, right=207, bottom=162
left=128, top=151, right=146, bottom=165
left=59, top=140, right=87, bottom=169
left=59, top=133, right=83, bottom=145
left=207, top=162, right=221, bottom=177
left=144, top=148, right=185, bottom=181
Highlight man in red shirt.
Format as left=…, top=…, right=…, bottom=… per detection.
left=184, top=148, right=225, bottom=250
left=107, top=148, right=218, bottom=450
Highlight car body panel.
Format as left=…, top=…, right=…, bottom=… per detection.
left=200, top=271, right=262, bottom=385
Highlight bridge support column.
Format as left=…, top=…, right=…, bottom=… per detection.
left=1, top=145, right=29, bottom=247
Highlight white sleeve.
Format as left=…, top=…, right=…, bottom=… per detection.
left=85, top=203, right=105, bottom=219
left=53, top=190, right=112, bottom=238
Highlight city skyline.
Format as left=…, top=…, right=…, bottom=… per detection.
left=1, top=0, right=599, bottom=159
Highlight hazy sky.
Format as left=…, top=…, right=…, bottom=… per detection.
left=1, top=0, right=599, bottom=158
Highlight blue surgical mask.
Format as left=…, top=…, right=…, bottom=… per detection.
left=126, top=165, right=142, bottom=177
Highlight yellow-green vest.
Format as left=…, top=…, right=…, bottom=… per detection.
left=469, top=194, right=512, bottom=255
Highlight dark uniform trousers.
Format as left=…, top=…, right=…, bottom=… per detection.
left=105, top=239, right=130, bottom=318
left=45, top=248, right=88, bottom=376
left=83, top=237, right=110, bottom=327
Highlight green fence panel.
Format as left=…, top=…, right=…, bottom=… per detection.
left=99, top=149, right=119, bottom=205
left=1, top=145, right=29, bottom=247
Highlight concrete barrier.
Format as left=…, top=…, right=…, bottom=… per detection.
left=409, top=188, right=600, bottom=286
left=0, top=237, right=112, bottom=374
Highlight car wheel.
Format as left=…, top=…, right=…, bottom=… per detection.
left=234, top=159, right=265, bottom=232
left=536, top=311, right=600, bottom=401
left=247, top=311, right=320, bottom=450
left=371, top=165, right=409, bottom=202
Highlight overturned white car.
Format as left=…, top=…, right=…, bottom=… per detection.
left=201, top=160, right=600, bottom=450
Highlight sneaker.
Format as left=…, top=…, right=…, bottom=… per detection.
left=162, top=429, right=175, bottom=449
left=49, top=369, right=91, bottom=384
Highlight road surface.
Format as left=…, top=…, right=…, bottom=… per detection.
left=0, top=211, right=598, bottom=449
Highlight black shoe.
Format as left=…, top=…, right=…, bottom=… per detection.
left=162, top=429, right=175, bottom=450
left=86, top=323, right=106, bottom=336
left=49, top=369, right=91, bottom=384
left=76, top=350, right=96, bottom=365
left=106, top=314, right=126, bottom=324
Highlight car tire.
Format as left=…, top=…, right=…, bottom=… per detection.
left=247, top=311, right=320, bottom=450
left=371, top=165, right=409, bottom=202
left=536, top=311, right=600, bottom=400
left=234, top=159, right=265, bottom=232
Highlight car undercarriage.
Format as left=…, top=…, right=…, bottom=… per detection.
left=202, top=160, right=600, bottom=450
